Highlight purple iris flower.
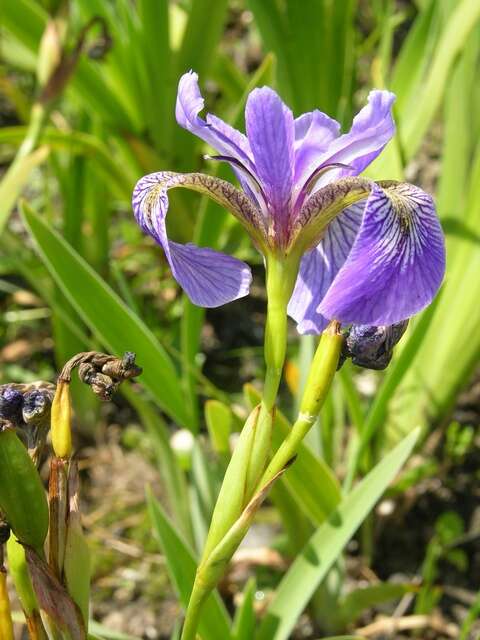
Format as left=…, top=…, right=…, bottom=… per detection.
left=133, top=71, right=445, bottom=334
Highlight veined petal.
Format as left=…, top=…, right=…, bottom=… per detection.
left=176, top=71, right=263, bottom=203
left=319, top=182, right=445, bottom=325
left=287, top=203, right=364, bottom=334
left=303, top=91, right=395, bottom=196
left=289, top=176, right=371, bottom=251
left=168, top=242, right=252, bottom=307
left=176, top=71, right=252, bottom=165
left=134, top=171, right=267, bottom=241
left=132, top=171, right=259, bottom=307
left=329, top=90, right=395, bottom=172
left=293, top=110, right=341, bottom=186
left=245, top=87, right=295, bottom=223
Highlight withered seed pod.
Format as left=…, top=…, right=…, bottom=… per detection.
left=339, top=321, right=409, bottom=371
left=22, top=389, right=54, bottom=427
left=74, top=352, right=142, bottom=399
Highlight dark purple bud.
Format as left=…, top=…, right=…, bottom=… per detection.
left=0, top=387, right=23, bottom=422
left=342, top=320, right=409, bottom=370
left=22, top=389, right=53, bottom=426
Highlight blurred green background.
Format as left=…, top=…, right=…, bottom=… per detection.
left=1, top=1, right=480, bottom=638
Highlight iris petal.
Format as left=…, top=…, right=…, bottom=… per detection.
left=245, top=87, right=295, bottom=227
left=132, top=171, right=258, bottom=307
left=300, top=91, right=396, bottom=196
left=289, top=176, right=371, bottom=252
left=287, top=203, right=364, bottom=334
left=293, top=110, right=341, bottom=186
left=167, top=241, right=252, bottom=307
left=175, top=71, right=262, bottom=201
left=176, top=71, right=252, bottom=166
left=319, top=182, right=445, bottom=325
left=323, top=90, right=396, bottom=173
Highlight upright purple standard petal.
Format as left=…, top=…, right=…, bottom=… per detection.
left=330, top=90, right=396, bottom=173
left=176, top=71, right=253, bottom=167
left=133, top=172, right=252, bottom=308
left=293, top=110, right=341, bottom=189
left=303, top=91, right=396, bottom=195
left=175, top=71, right=269, bottom=209
left=245, top=87, right=295, bottom=234
left=319, top=183, right=445, bottom=325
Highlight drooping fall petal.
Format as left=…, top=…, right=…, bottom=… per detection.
left=319, top=182, right=445, bottom=325
left=132, top=171, right=257, bottom=307
left=299, top=91, right=396, bottom=196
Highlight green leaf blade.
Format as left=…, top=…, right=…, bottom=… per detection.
left=146, top=488, right=232, bottom=640
left=21, top=203, right=189, bottom=425
left=256, top=429, right=420, bottom=640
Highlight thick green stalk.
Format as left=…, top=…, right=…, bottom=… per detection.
left=0, top=570, right=14, bottom=640
left=260, top=321, right=343, bottom=487
left=245, top=252, right=300, bottom=495
left=6, top=535, right=48, bottom=640
left=179, top=581, right=207, bottom=640
left=199, top=406, right=259, bottom=562
left=14, top=103, right=48, bottom=163
left=181, top=463, right=288, bottom=640
left=0, top=103, right=49, bottom=235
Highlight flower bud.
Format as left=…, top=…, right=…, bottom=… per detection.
left=342, top=320, right=409, bottom=370
left=0, top=387, right=23, bottom=423
left=78, top=363, right=117, bottom=400
left=72, top=351, right=142, bottom=401
left=50, top=381, right=72, bottom=459
left=36, top=19, right=63, bottom=91
left=101, top=351, right=142, bottom=380
left=22, top=388, right=53, bottom=426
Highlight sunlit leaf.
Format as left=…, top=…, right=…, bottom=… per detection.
left=146, top=488, right=232, bottom=640
left=256, top=429, right=419, bottom=640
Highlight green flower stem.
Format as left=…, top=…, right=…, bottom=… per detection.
left=0, top=544, right=14, bottom=640
left=181, top=463, right=287, bottom=640
left=15, top=103, right=48, bottom=162
left=259, top=321, right=343, bottom=488
left=245, top=252, right=300, bottom=496
left=6, top=535, right=48, bottom=640
left=180, top=579, right=209, bottom=640
left=199, top=406, right=259, bottom=562
left=5, top=102, right=49, bottom=179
